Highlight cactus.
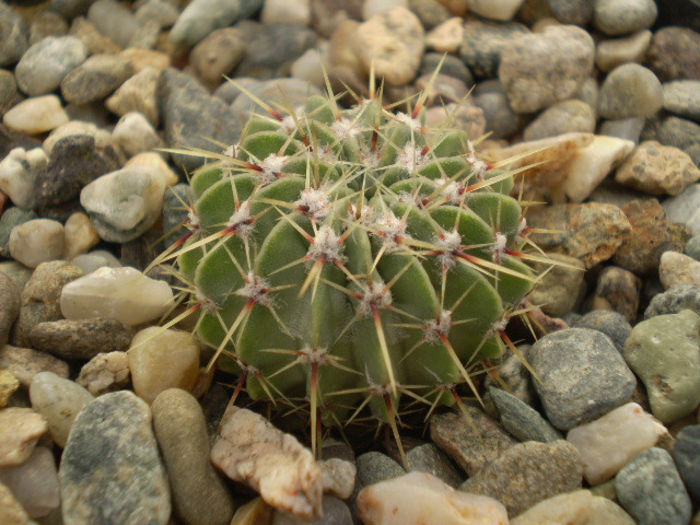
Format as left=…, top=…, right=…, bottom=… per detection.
left=158, top=75, right=547, bottom=461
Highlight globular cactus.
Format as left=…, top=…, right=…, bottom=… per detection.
left=159, top=77, right=545, bottom=460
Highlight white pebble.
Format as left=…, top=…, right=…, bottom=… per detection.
left=112, top=111, right=164, bottom=158
left=0, top=147, right=48, bottom=209
left=9, top=219, right=65, bottom=268
left=2, top=95, right=69, bottom=135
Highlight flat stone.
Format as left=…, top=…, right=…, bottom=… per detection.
left=529, top=327, right=637, bottom=430
left=566, top=402, right=667, bottom=485
left=15, top=36, right=87, bottom=96
left=615, top=447, right=692, bottom=525
left=499, top=25, right=594, bottom=113
left=460, top=20, right=529, bottom=79
left=359, top=472, right=508, bottom=525
left=60, top=266, right=174, bottom=326
left=0, top=407, right=47, bottom=467
left=128, top=327, right=200, bottom=404
left=211, top=405, right=323, bottom=519
left=0, top=446, right=60, bottom=518
left=60, top=53, right=133, bottom=104
left=659, top=251, right=700, bottom=289
left=594, top=0, right=657, bottom=35
left=460, top=440, right=582, bottom=516
left=572, top=310, right=631, bottom=351
left=489, top=386, right=562, bottom=443
left=663, top=79, right=700, bottom=122
left=2, top=95, right=69, bottom=135
left=599, top=64, right=663, bottom=119
left=319, top=458, right=356, bottom=499
left=170, top=0, right=242, bottom=48
left=430, top=408, right=516, bottom=476
left=673, top=424, right=700, bottom=503
left=9, top=219, right=65, bottom=269
left=596, top=30, right=652, bottom=73
left=0, top=345, right=69, bottom=388
left=623, top=309, right=700, bottom=423
left=105, top=67, right=160, bottom=126
left=663, top=183, right=700, bottom=237
left=59, top=391, right=171, bottom=524
left=152, top=388, right=235, bottom=525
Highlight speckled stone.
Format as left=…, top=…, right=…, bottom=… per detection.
left=459, top=19, right=529, bottom=79
left=598, top=64, right=663, bottom=119
left=659, top=251, right=700, bottom=289
left=489, top=386, right=562, bottom=443
left=645, top=26, right=700, bottom=81
left=0, top=369, right=19, bottom=408
left=593, top=0, right=657, bottom=36
left=59, top=391, right=171, bottom=525
left=523, top=100, right=596, bottom=142
left=14, top=36, right=87, bottom=96
left=169, top=0, right=242, bottom=48
left=60, top=53, right=133, bottom=104
left=460, top=440, right=583, bottom=516
left=572, top=310, right=631, bottom=351
left=663, top=80, right=700, bottom=121
left=547, top=0, right=593, bottom=25
left=406, top=443, right=464, bottom=488
left=591, top=265, right=641, bottom=322
left=615, top=447, right=691, bottom=525
left=672, top=424, right=700, bottom=503
left=356, top=451, right=405, bottom=488
left=644, top=284, right=700, bottom=318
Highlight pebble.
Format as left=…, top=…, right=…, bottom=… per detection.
left=645, top=283, right=700, bottom=319
left=60, top=266, right=174, bottom=325
left=645, top=26, right=700, bottom=81
left=87, top=0, right=143, bottom=48
left=71, top=248, right=122, bottom=274
left=80, top=165, right=169, bottom=242
left=499, top=25, right=594, bottom=113
left=229, top=497, right=273, bottom=525
left=659, top=251, right=700, bottom=289
left=663, top=184, right=700, bottom=237
left=484, top=348, right=538, bottom=407
left=106, top=67, right=160, bottom=125
left=511, top=490, right=635, bottom=525
left=362, top=0, right=407, bottom=19
left=128, top=327, right=200, bottom=404
left=262, top=0, right=311, bottom=25
left=2, top=94, right=69, bottom=135
left=624, top=309, right=700, bottom=423
left=356, top=451, right=405, bottom=488
left=673, top=424, right=700, bottom=503
left=523, top=99, right=596, bottom=142
left=42, top=119, right=113, bottom=153
left=656, top=116, right=700, bottom=167
left=68, top=15, right=120, bottom=55
left=593, top=0, right=657, bottom=35
left=355, top=7, right=424, bottom=87
left=0, top=369, right=19, bottom=407
left=151, top=388, right=235, bottom=525
left=595, top=30, right=652, bottom=73
left=548, top=0, right=593, bottom=25
left=591, top=265, right=641, bottom=322
left=29, top=372, right=93, bottom=448
left=687, top=236, right=700, bottom=260
left=14, top=260, right=83, bottom=348
left=14, top=36, right=86, bottom=96
left=0, top=270, right=20, bottom=347
left=135, top=0, right=180, bottom=29
left=59, top=391, right=171, bottom=524
left=0, top=260, right=31, bottom=292
left=273, top=495, right=352, bottom=525
left=60, top=53, right=134, bottom=104
left=488, top=386, right=562, bottom=443
left=112, top=111, right=164, bottom=158
left=77, top=351, right=130, bottom=395
left=0, top=481, right=30, bottom=524
left=566, top=402, right=667, bottom=485
left=663, top=80, right=700, bottom=121
left=559, top=134, right=635, bottom=203
left=211, top=405, right=323, bottom=519
left=460, top=20, right=529, bottom=79
left=598, top=64, right=663, bottom=119
left=63, top=211, right=100, bottom=259
left=0, top=446, right=60, bottom=518
left=170, top=0, right=242, bottom=48
left=465, top=0, right=524, bottom=21
left=0, top=345, right=69, bottom=388
left=189, top=28, right=246, bottom=88
left=425, top=17, right=463, bottom=53
left=404, top=443, right=463, bottom=488
left=529, top=327, right=636, bottom=430
left=0, top=146, right=48, bottom=209
left=0, top=69, right=22, bottom=117
left=460, top=440, right=582, bottom=516
left=9, top=219, right=65, bottom=269
left=358, top=471, right=508, bottom=525
left=526, top=202, right=632, bottom=269
left=572, top=310, right=631, bottom=351
left=471, top=80, right=520, bottom=139
left=615, top=447, right=692, bottom=525
left=0, top=407, right=47, bottom=467
left=0, top=2, right=28, bottom=66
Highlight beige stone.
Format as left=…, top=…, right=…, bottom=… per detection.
left=63, top=212, right=100, bottom=260
left=2, top=95, right=69, bottom=135
left=659, top=251, right=700, bottom=288
left=426, top=17, right=464, bottom=53
left=0, top=408, right=47, bottom=467
left=0, top=481, right=31, bottom=524
left=596, top=30, right=652, bottom=73
left=0, top=369, right=19, bottom=408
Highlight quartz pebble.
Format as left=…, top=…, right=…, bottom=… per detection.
left=659, top=251, right=700, bottom=289
left=2, top=95, right=69, bottom=135
left=105, top=67, right=160, bottom=126
left=0, top=407, right=47, bottom=467
left=0, top=445, right=60, bottom=518
left=77, top=351, right=130, bottom=395
left=60, top=266, right=174, bottom=325
left=71, top=249, right=122, bottom=274
left=9, top=219, right=65, bottom=268
left=319, top=458, right=356, bottom=499
left=63, top=211, right=99, bottom=259
left=0, top=147, right=48, bottom=209
left=211, top=405, right=323, bottom=519
left=112, top=111, right=164, bottom=157
left=358, top=471, right=508, bottom=525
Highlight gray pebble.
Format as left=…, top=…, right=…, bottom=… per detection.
left=673, top=424, right=700, bottom=504
left=656, top=116, right=700, bottom=167
left=472, top=80, right=521, bottom=139
left=0, top=344, right=69, bottom=388
left=420, top=53, right=474, bottom=85
left=14, top=36, right=87, bottom=96
left=663, top=80, right=700, bottom=122
left=406, top=443, right=464, bottom=488
left=488, top=386, right=563, bottom=443
left=0, top=69, right=23, bottom=117
left=460, top=19, right=530, bottom=79
left=0, top=207, right=36, bottom=258
left=0, top=2, right=28, bottom=66
left=61, top=53, right=134, bottom=104
left=0, top=271, right=20, bottom=347
left=644, top=283, right=700, bottom=318
left=273, top=495, right=352, bottom=525
left=87, top=0, right=143, bottom=48
left=356, top=452, right=404, bottom=488
left=59, top=391, right=171, bottom=524
left=523, top=99, right=596, bottom=142
left=170, top=0, right=242, bottom=48
left=594, top=0, right=657, bottom=36
left=29, top=10, right=69, bottom=46
left=598, top=63, right=663, bottom=119
left=599, top=117, right=646, bottom=143
left=615, top=447, right=692, bottom=525
left=529, top=327, right=636, bottom=430
left=686, top=236, right=700, bottom=260
left=573, top=310, right=631, bottom=351
left=547, top=0, right=594, bottom=25
left=50, top=0, right=95, bottom=19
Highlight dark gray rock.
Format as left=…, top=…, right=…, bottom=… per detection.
left=158, top=67, right=241, bottom=171
left=234, top=23, right=317, bottom=80
left=673, top=425, right=700, bottom=504
left=472, top=80, right=521, bottom=139
left=59, top=391, right=171, bottom=524
left=420, top=53, right=474, bottom=85
left=356, top=452, right=404, bottom=488
left=28, top=318, right=134, bottom=360
left=0, top=2, right=28, bottom=67
left=459, top=20, right=530, bottom=79
left=488, top=387, right=562, bottom=443
left=0, top=207, right=36, bottom=258
left=60, top=53, right=134, bottom=104
left=460, top=440, right=582, bottom=516
left=528, top=327, right=636, bottom=430
left=169, top=0, right=242, bottom=48
left=573, top=310, right=631, bottom=351
left=616, top=447, right=692, bottom=525
left=406, top=443, right=464, bottom=488
left=0, top=271, right=20, bottom=347
left=644, top=283, right=700, bottom=318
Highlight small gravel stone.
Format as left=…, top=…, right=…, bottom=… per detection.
left=489, top=386, right=563, bottom=443
left=77, top=351, right=130, bottom=395
left=645, top=26, right=700, bottom=81
left=0, top=407, right=47, bottom=467
left=430, top=407, right=516, bottom=476
left=529, top=327, right=637, bottom=430
left=663, top=80, right=700, bottom=121
left=0, top=2, right=28, bottom=66
left=594, top=0, right=657, bottom=35
left=460, top=440, right=583, bottom=516
left=29, top=372, right=93, bottom=448
left=0, top=345, right=69, bottom=388
left=63, top=211, right=99, bottom=260
left=106, top=67, right=160, bottom=126
left=512, top=490, right=635, bottom=525
left=598, top=64, right=663, bottom=119
left=70, top=248, right=122, bottom=274
left=572, top=310, right=631, bottom=351
left=405, top=443, right=463, bottom=488
left=663, top=184, right=700, bottom=237
left=460, top=20, right=529, bottom=79
left=190, top=27, right=246, bottom=88
left=484, top=348, right=538, bottom=407
left=523, top=99, right=596, bottom=142
left=135, top=0, right=180, bottom=29
left=359, top=472, right=508, bottom=525
left=59, top=391, right=171, bottom=525
left=262, top=0, right=312, bottom=25
left=60, top=53, right=134, bottom=104
left=68, top=15, right=121, bottom=55
left=170, top=0, right=242, bottom=48
left=0, top=369, right=19, bottom=408
left=356, top=451, right=405, bottom=488
left=595, top=29, right=652, bottom=73
left=425, top=17, right=463, bottom=53
left=14, top=36, right=86, bottom=96
left=547, top=0, right=594, bottom=25
left=656, top=116, right=700, bottom=168
left=659, top=251, right=700, bottom=289
left=0, top=271, right=20, bottom=347
left=471, top=80, right=521, bottom=139
left=624, top=309, right=700, bottom=423
left=465, top=0, right=524, bottom=20
left=591, top=265, right=641, bottom=322
left=499, top=25, right=594, bottom=113
left=645, top=283, right=700, bottom=319
left=0, top=480, right=30, bottom=524
left=128, top=327, right=200, bottom=404
left=0, top=445, right=60, bottom=518
left=9, top=219, right=65, bottom=269
left=0, top=147, right=47, bottom=209
left=273, top=495, right=352, bottom=525
left=111, top=111, right=164, bottom=158
left=615, top=447, right=692, bottom=525
left=0, top=69, right=23, bottom=117
left=87, top=0, right=143, bottom=48
left=319, top=457, right=356, bottom=499
left=152, top=388, right=235, bottom=525
left=2, top=95, right=69, bottom=135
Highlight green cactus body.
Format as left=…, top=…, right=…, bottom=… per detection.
left=167, top=89, right=540, bottom=454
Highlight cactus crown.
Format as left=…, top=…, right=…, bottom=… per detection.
left=158, top=73, right=545, bottom=461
